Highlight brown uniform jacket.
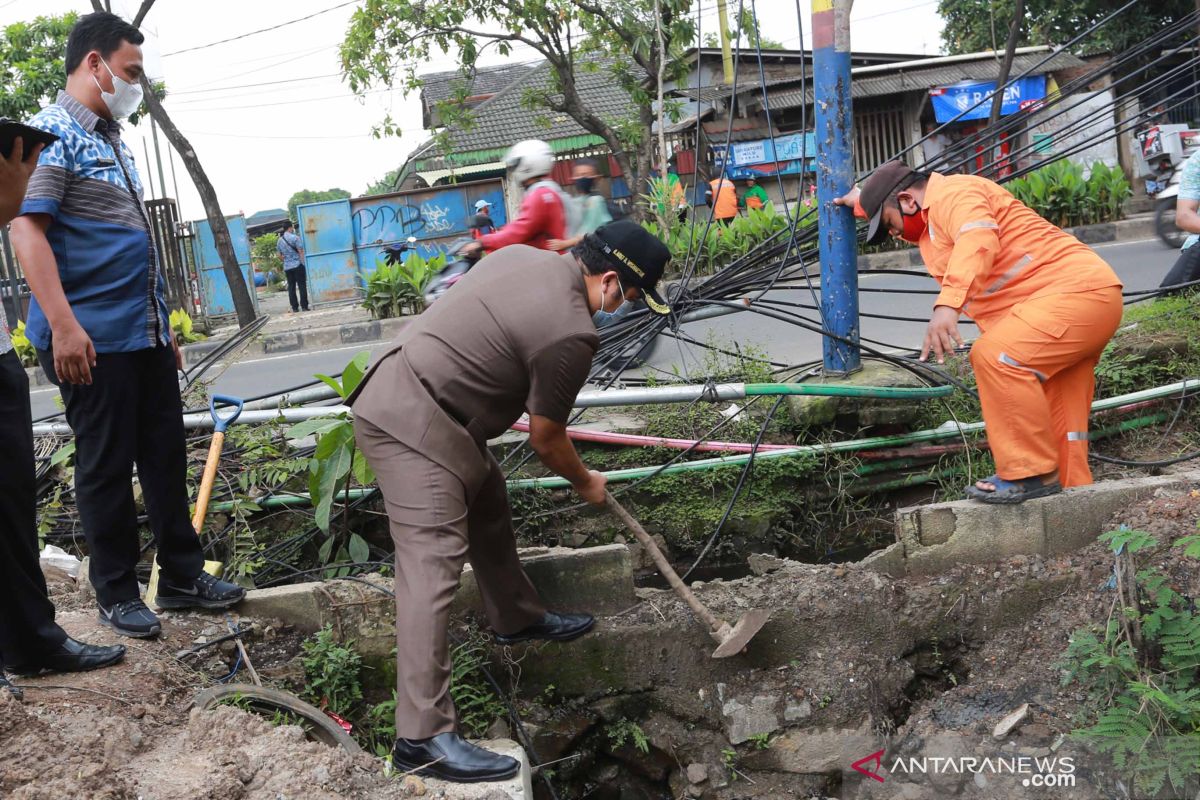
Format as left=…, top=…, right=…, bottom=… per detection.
left=348, top=245, right=599, bottom=493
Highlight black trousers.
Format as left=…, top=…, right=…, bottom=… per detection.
left=285, top=266, right=310, bottom=312
left=0, top=351, right=68, bottom=666
left=1159, top=243, right=1200, bottom=294
left=37, top=345, right=203, bottom=607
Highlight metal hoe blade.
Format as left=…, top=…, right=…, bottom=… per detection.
left=605, top=491, right=769, bottom=659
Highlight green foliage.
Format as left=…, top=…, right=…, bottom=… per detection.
left=605, top=718, right=650, bottom=754
left=0, top=14, right=75, bottom=121
left=301, top=625, right=364, bottom=717
left=642, top=205, right=806, bottom=276
left=360, top=250, right=444, bottom=320
left=340, top=0, right=695, bottom=191
left=1060, top=525, right=1200, bottom=797
left=251, top=233, right=284, bottom=284
left=169, top=309, right=206, bottom=344
left=364, top=169, right=401, bottom=196
left=287, top=188, right=351, bottom=223
left=285, top=352, right=374, bottom=533
left=9, top=320, right=38, bottom=367
left=449, top=626, right=507, bottom=738
left=1005, top=160, right=1130, bottom=229
left=938, top=0, right=1192, bottom=57
left=702, top=8, right=784, bottom=49
left=747, top=732, right=772, bottom=749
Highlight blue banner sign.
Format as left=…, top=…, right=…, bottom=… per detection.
left=714, top=131, right=816, bottom=168
left=930, top=75, right=1047, bottom=123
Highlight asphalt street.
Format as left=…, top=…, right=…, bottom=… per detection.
left=27, top=237, right=1182, bottom=420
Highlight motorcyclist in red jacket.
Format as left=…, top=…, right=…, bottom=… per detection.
left=467, top=139, right=568, bottom=254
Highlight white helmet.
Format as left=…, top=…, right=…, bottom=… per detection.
left=505, top=139, right=554, bottom=185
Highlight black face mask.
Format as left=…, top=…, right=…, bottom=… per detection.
left=575, top=177, right=595, bottom=195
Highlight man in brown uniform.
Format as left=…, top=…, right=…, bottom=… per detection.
left=348, top=220, right=672, bottom=782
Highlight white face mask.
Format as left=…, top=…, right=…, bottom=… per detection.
left=93, top=57, right=144, bottom=119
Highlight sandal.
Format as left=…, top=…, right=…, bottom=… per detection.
left=964, top=474, right=1062, bottom=505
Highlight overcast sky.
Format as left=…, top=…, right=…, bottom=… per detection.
left=1, top=0, right=945, bottom=219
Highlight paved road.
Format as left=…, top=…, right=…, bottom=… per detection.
left=27, top=237, right=1180, bottom=419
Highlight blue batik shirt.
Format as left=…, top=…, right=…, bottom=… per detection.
left=19, top=91, right=170, bottom=353
left=277, top=231, right=304, bottom=270
left=1179, top=150, right=1200, bottom=252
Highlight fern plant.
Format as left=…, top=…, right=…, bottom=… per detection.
left=1061, top=524, right=1200, bottom=797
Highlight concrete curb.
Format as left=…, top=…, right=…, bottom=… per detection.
left=180, top=316, right=410, bottom=368
left=23, top=315, right=410, bottom=387
left=856, top=215, right=1158, bottom=272
left=861, top=469, right=1200, bottom=577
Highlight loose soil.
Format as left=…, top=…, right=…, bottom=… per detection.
left=4, top=483, right=1198, bottom=799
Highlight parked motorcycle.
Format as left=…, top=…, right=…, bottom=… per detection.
left=1136, top=124, right=1199, bottom=248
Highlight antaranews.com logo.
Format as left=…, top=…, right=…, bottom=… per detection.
left=851, top=749, right=1077, bottom=789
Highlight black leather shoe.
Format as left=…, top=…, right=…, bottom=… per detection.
left=494, top=611, right=595, bottom=645
left=392, top=732, right=520, bottom=782
left=6, top=637, right=126, bottom=676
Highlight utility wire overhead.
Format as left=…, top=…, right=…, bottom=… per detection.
left=162, top=0, right=361, bottom=57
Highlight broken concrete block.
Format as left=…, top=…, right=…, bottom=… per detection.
left=742, top=724, right=875, bottom=773
left=456, top=544, right=635, bottom=616
left=993, top=703, right=1029, bottom=739
left=720, top=692, right=780, bottom=745
left=238, top=583, right=322, bottom=631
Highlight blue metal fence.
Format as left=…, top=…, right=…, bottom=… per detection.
left=192, top=215, right=257, bottom=320
left=297, top=179, right=508, bottom=306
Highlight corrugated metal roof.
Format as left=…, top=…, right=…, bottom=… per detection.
left=765, top=50, right=1085, bottom=110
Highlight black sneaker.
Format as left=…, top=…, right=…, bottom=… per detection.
left=156, top=572, right=245, bottom=610
left=98, top=599, right=162, bottom=638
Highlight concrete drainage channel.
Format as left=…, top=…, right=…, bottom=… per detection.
left=239, top=469, right=1200, bottom=798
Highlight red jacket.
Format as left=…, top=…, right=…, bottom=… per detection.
left=478, top=181, right=566, bottom=251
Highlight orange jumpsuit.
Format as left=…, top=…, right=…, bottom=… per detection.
left=916, top=173, right=1123, bottom=488
left=708, top=178, right=739, bottom=221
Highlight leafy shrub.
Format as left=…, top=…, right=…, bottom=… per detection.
left=643, top=206, right=808, bottom=276
left=301, top=625, right=364, bottom=717
left=1060, top=526, right=1200, bottom=797
left=361, top=250, right=444, bottom=319
left=251, top=232, right=284, bottom=281
left=169, top=309, right=206, bottom=343
left=9, top=320, right=38, bottom=367
left=1006, top=160, right=1131, bottom=228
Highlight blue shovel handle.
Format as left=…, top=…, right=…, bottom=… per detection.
left=210, top=394, right=245, bottom=434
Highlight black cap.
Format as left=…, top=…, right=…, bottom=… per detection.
left=591, top=220, right=672, bottom=315
left=859, top=161, right=917, bottom=245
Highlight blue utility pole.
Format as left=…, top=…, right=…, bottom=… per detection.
left=812, top=0, right=861, bottom=374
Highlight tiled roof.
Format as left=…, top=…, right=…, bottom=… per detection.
left=765, top=50, right=1086, bottom=109
left=440, top=59, right=637, bottom=160
left=421, top=63, right=538, bottom=105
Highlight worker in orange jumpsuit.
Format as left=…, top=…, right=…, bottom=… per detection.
left=837, top=161, right=1124, bottom=503
left=706, top=174, right=739, bottom=224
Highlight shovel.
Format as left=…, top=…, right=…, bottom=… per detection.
left=605, top=491, right=769, bottom=658
left=146, top=394, right=244, bottom=608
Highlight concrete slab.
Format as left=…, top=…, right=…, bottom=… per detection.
left=455, top=544, right=636, bottom=617
left=877, top=470, right=1200, bottom=575
left=784, top=361, right=929, bottom=428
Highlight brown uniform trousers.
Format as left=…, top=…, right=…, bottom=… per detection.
left=351, top=350, right=545, bottom=739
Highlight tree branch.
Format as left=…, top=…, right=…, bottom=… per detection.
left=132, top=0, right=156, bottom=27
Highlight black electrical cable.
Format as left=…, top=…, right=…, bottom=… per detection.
left=678, top=395, right=783, bottom=583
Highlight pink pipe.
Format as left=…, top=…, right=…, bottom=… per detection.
left=508, top=420, right=797, bottom=454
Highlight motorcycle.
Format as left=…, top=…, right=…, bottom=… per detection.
left=381, top=237, right=483, bottom=307
left=1136, top=124, right=1199, bottom=249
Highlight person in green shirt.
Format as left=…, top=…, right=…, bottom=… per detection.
left=549, top=158, right=612, bottom=251
left=740, top=176, right=770, bottom=212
